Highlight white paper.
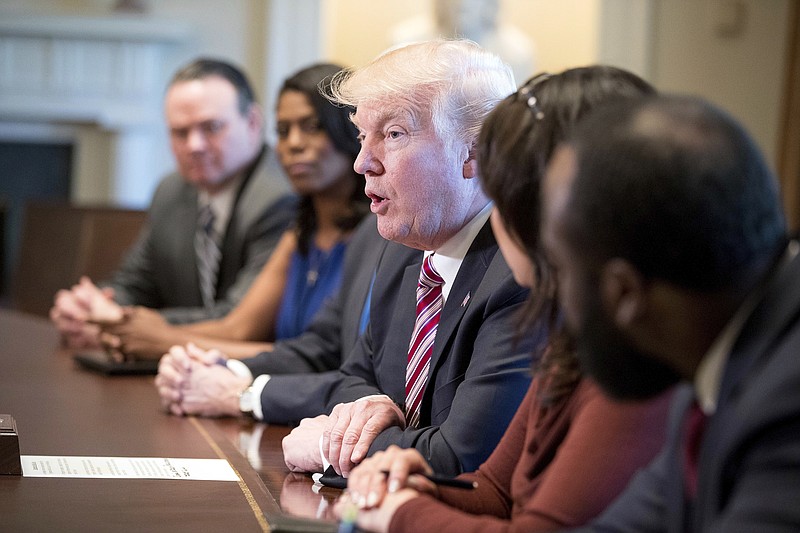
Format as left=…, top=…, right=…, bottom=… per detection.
left=20, top=455, right=239, bottom=481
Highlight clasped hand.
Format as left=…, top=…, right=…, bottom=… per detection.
left=154, top=343, right=248, bottom=417
left=94, top=306, right=173, bottom=361
left=50, top=276, right=121, bottom=350
left=332, top=446, right=435, bottom=533
left=282, top=396, right=406, bottom=477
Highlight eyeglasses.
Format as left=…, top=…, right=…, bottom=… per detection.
left=516, top=73, right=552, bottom=120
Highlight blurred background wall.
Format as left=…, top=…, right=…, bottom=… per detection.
left=0, top=0, right=795, bottom=295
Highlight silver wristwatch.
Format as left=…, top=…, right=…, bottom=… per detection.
left=238, top=385, right=256, bottom=418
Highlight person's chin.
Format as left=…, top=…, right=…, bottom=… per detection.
left=376, top=217, right=405, bottom=241
left=185, top=174, right=211, bottom=187
left=184, top=167, right=224, bottom=187
left=578, top=343, right=681, bottom=401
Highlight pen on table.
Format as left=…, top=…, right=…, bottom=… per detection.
left=381, top=470, right=477, bottom=490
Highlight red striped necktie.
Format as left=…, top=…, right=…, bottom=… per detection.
left=405, top=254, right=444, bottom=428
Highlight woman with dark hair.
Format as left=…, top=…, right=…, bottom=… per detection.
left=266, top=63, right=368, bottom=341
left=98, top=63, right=369, bottom=359
left=335, top=66, right=673, bottom=533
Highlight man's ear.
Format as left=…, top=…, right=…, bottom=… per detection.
left=462, top=144, right=479, bottom=179
left=599, top=258, right=647, bottom=328
left=246, top=103, right=264, bottom=134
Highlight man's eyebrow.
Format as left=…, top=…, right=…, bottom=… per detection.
left=351, top=108, right=415, bottom=131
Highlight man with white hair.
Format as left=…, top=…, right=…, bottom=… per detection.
left=282, top=40, right=544, bottom=478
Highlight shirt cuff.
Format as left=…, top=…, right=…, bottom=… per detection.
left=319, top=434, right=331, bottom=472
left=249, top=373, right=271, bottom=421
left=225, top=358, right=254, bottom=381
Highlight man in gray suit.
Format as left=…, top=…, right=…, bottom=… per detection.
left=541, top=95, right=799, bottom=531
left=49, top=58, right=295, bottom=349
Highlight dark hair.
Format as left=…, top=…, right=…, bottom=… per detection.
left=169, top=57, right=257, bottom=115
left=278, top=63, right=369, bottom=254
left=564, top=95, right=787, bottom=293
left=478, top=66, right=656, bottom=404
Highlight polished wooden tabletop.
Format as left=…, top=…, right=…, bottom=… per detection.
left=0, top=309, right=340, bottom=532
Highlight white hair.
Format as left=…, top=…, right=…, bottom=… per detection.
left=327, top=39, right=516, bottom=148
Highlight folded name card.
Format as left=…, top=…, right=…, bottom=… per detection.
left=21, top=456, right=238, bottom=481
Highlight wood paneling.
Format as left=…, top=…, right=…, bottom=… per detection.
left=12, top=202, right=146, bottom=316
left=778, top=0, right=800, bottom=231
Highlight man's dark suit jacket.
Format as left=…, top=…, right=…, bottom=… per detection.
left=328, top=220, right=543, bottom=475
left=109, top=145, right=296, bottom=324
left=241, top=215, right=389, bottom=421
left=574, top=242, right=800, bottom=532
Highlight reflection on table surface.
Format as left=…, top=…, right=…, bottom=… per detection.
left=214, top=418, right=341, bottom=522
left=0, top=309, right=340, bottom=532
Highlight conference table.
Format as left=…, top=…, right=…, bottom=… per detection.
left=0, top=309, right=341, bottom=532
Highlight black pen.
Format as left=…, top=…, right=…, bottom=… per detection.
left=381, top=470, right=477, bottom=490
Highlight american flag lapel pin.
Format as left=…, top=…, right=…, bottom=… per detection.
left=461, top=292, right=471, bottom=307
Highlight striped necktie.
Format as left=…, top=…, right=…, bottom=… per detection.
left=195, top=204, right=221, bottom=308
left=405, top=254, right=444, bottom=428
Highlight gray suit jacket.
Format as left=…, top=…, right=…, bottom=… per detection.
left=109, top=145, right=296, bottom=323
left=573, top=243, right=800, bottom=533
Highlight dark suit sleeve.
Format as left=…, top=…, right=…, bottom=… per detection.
left=257, top=371, right=342, bottom=424
left=245, top=294, right=345, bottom=376
left=157, top=194, right=295, bottom=324
left=572, top=385, right=800, bottom=533
left=253, top=290, right=382, bottom=424
left=108, top=181, right=171, bottom=308
left=244, top=215, right=384, bottom=424
left=107, top=222, right=161, bottom=308
left=704, top=418, right=800, bottom=532
left=330, top=265, right=537, bottom=474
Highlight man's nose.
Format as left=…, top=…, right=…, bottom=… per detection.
left=355, top=143, right=383, bottom=176
left=186, top=127, right=208, bottom=151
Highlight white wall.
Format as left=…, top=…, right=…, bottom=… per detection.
left=322, top=0, right=600, bottom=79
left=649, top=0, right=790, bottom=168
left=0, top=0, right=270, bottom=208
left=0, top=0, right=791, bottom=204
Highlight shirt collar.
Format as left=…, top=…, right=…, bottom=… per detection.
left=693, top=294, right=756, bottom=415
left=425, top=202, right=492, bottom=303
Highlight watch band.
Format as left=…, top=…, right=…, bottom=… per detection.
left=238, top=386, right=256, bottom=418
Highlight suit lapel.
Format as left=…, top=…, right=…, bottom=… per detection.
left=176, top=185, right=202, bottom=303
left=719, top=246, right=800, bottom=405
left=428, top=221, right=497, bottom=374
left=379, top=221, right=498, bottom=409
left=216, top=146, right=267, bottom=291
left=370, top=243, right=423, bottom=402
left=696, top=244, right=800, bottom=529
left=216, top=181, right=247, bottom=292
left=668, top=387, right=697, bottom=533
